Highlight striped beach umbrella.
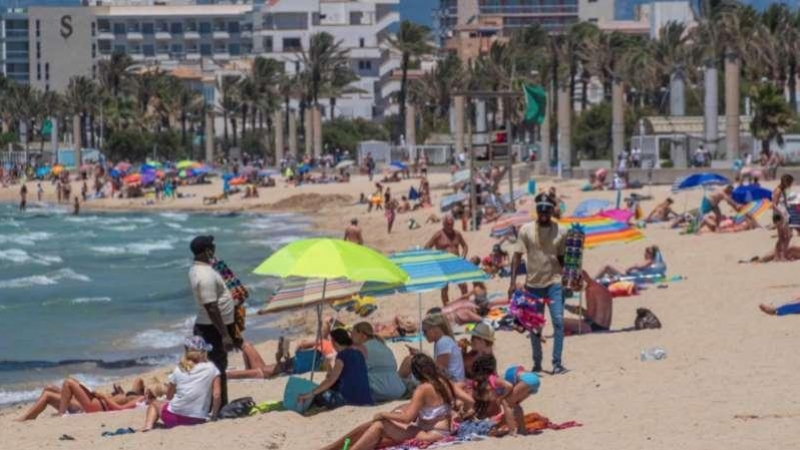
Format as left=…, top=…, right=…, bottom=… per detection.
left=734, top=199, right=772, bottom=224
left=261, top=278, right=363, bottom=314
left=557, top=215, right=644, bottom=248
left=490, top=211, right=532, bottom=238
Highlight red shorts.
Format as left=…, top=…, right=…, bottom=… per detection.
left=161, top=403, right=206, bottom=429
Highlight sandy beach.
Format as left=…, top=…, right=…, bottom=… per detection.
left=2, top=169, right=800, bottom=450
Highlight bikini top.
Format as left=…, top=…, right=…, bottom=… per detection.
left=419, top=403, right=451, bottom=422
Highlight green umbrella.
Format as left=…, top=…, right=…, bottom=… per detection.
left=176, top=160, right=196, bottom=170
left=253, top=238, right=408, bottom=380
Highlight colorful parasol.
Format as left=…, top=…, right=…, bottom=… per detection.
left=262, top=278, right=363, bottom=314
left=733, top=199, right=772, bottom=224
left=557, top=215, right=644, bottom=248
left=490, top=211, right=532, bottom=238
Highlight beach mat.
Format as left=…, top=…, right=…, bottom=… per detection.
left=283, top=376, right=317, bottom=414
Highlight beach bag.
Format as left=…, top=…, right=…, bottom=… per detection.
left=293, top=349, right=323, bottom=374
left=218, top=397, right=256, bottom=419
left=634, top=308, right=662, bottom=330
left=212, top=259, right=249, bottom=347
left=283, top=376, right=318, bottom=414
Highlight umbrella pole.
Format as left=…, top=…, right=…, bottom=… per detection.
left=310, top=279, right=327, bottom=383
left=418, top=293, right=423, bottom=351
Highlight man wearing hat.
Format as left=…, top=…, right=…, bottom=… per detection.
left=508, top=193, right=568, bottom=375
left=188, top=235, right=235, bottom=405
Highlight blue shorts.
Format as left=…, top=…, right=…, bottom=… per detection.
left=518, top=372, right=540, bottom=394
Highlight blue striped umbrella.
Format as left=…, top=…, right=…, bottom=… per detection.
left=363, top=249, right=488, bottom=296
left=671, top=172, right=730, bottom=192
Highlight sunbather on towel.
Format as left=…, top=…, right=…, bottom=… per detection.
left=646, top=198, right=677, bottom=223
left=697, top=213, right=758, bottom=234
left=19, top=378, right=147, bottom=421
left=227, top=337, right=294, bottom=380
left=595, top=246, right=662, bottom=280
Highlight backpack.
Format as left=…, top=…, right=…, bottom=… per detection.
left=218, top=397, right=256, bottom=419
left=634, top=308, right=662, bottom=330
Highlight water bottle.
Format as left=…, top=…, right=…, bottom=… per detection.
left=640, top=346, right=667, bottom=361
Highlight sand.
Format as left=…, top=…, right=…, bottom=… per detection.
left=2, top=169, right=800, bottom=450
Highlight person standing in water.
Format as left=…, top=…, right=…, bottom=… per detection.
left=73, top=197, right=80, bottom=215
left=36, top=183, right=43, bottom=202
left=19, top=184, right=27, bottom=211
left=188, top=235, right=236, bottom=406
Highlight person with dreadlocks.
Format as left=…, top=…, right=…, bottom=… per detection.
left=469, top=354, right=540, bottom=436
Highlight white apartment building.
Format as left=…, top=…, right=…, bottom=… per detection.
left=18, top=0, right=400, bottom=121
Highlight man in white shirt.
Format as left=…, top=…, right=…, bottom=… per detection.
left=189, top=235, right=235, bottom=406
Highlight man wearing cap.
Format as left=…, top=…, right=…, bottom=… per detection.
left=188, top=235, right=236, bottom=405
left=508, top=193, right=568, bottom=375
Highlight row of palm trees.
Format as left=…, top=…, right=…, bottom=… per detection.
left=402, top=0, right=798, bottom=162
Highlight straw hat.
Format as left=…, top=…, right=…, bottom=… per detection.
left=469, top=322, right=495, bottom=343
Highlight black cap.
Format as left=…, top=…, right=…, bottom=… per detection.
left=190, top=235, right=215, bottom=255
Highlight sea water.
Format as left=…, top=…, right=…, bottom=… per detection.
left=0, top=202, right=314, bottom=404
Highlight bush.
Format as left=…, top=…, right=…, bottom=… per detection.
left=0, top=132, right=17, bottom=148
left=105, top=129, right=190, bottom=162
left=323, top=118, right=389, bottom=153
left=240, top=130, right=268, bottom=157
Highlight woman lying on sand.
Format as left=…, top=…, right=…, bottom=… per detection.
left=319, top=354, right=474, bottom=450
left=227, top=337, right=293, bottom=380
left=19, top=377, right=148, bottom=421
left=697, top=213, right=759, bottom=234
left=595, top=245, right=663, bottom=280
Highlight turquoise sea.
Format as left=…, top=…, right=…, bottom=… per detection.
left=0, top=202, right=313, bottom=404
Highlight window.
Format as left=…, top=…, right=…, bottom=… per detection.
left=185, top=21, right=198, bottom=32
left=262, top=36, right=273, bottom=52
left=589, top=0, right=598, bottom=2
left=227, top=22, right=239, bottom=33
left=142, top=23, right=154, bottom=34
left=157, top=43, right=169, bottom=54
left=36, top=41, right=41, bottom=59
left=170, top=22, right=183, bottom=34
left=201, top=43, right=212, bottom=55
left=156, top=21, right=168, bottom=32
left=45, top=63, right=49, bottom=81
left=588, top=18, right=598, bottom=23
left=114, top=44, right=126, bottom=54
left=358, top=60, right=372, bottom=71
left=92, top=65, right=96, bottom=79
left=92, top=43, right=96, bottom=58
left=229, top=43, right=240, bottom=55
left=36, top=19, right=40, bottom=38
left=36, top=63, right=41, bottom=81
left=98, top=19, right=110, bottom=33
left=200, top=22, right=211, bottom=34
left=113, top=23, right=125, bottom=34
left=91, top=22, right=96, bottom=37
left=127, top=21, right=140, bottom=32
left=264, top=13, right=308, bottom=30
left=98, top=40, right=111, bottom=53
left=186, top=43, right=199, bottom=53
left=143, top=44, right=155, bottom=56
left=171, top=43, right=184, bottom=55
left=359, top=37, right=365, bottom=48
left=282, top=37, right=301, bottom=52
left=214, top=42, right=226, bottom=53
left=213, top=19, right=225, bottom=32
left=129, top=44, right=141, bottom=54
left=242, top=41, right=252, bottom=54
left=350, top=12, right=363, bottom=25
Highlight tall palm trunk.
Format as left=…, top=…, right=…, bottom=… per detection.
left=89, top=113, right=96, bottom=149
left=611, top=78, right=624, bottom=161
left=581, top=77, right=588, bottom=111
left=556, top=83, right=571, bottom=169
left=397, top=52, right=410, bottom=142
left=789, top=60, right=797, bottom=113
left=241, top=104, right=248, bottom=140
left=223, top=111, right=229, bottom=149
left=329, top=97, right=336, bottom=121
left=252, top=107, right=257, bottom=133
left=180, top=111, right=187, bottom=146
left=724, top=51, right=740, bottom=161
left=231, top=117, right=238, bottom=147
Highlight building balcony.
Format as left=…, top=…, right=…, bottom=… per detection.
left=213, top=31, right=230, bottom=40
left=127, top=32, right=144, bottom=41
left=186, top=52, right=201, bottom=60
left=214, top=52, right=230, bottom=60
left=131, top=54, right=145, bottom=61
left=98, top=32, right=114, bottom=40
left=376, top=11, right=399, bottom=34
left=347, top=47, right=381, bottom=59
left=155, top=31, right=172, bottom=40
left=184, top=31, right=200, bottom=40
left=156, top=54, right=169, bottom=61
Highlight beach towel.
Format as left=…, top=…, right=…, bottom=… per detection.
left=608, top=281, right=637, bottom=297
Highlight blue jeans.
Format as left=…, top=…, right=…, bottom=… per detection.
left=526, top=283, right=564, bottom=368
left=777, top=302, right=800, bottom=316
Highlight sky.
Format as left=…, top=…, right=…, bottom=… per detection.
left=399, top=0, right=435, bottom=28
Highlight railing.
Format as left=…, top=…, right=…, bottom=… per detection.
left=479, top=4, right=578, bottom=15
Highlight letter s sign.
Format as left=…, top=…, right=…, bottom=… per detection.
left=60, top=15, right=73, bottom=39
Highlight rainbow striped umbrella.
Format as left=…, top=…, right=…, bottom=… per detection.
left=734, top=199, right=772, bottom=225
left=557, top=215, right=644, bottom=248
left=490, top=211, right=532, bottom=238
left=261, top=278, right=363, bottom=314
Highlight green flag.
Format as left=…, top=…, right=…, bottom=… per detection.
left=523, top=84, right=547, bottom=125
left=41, top=119, right=53, bottom=137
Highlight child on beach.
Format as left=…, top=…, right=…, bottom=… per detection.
left=470, top=354, right=540, bottom=436
left=141, top=336, right=221, bottom=431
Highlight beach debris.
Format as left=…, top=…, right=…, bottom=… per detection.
left=640, top=347, right=667, bottom=361
left=58, top=434, right=75, bottom=441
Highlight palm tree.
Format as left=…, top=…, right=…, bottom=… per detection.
left=653, top=21, right=692, bottom=115
left=217, top=74, right=241, bottom=149
left=324, top=64, right=360, bottom=120
left=97, top=52, right=133, bottom=98
left=178, top=87, right=203, bottom=147
left=300, top=32, right=351, bottom=108
left=39, top=90, right=61, bottom=152
left=750, top=82, right=793, bottom=153
left=251, top=57, right=284, bottom=131
left=761, top=3, right=800, bottom=111
left=388, top=21, right=433, bottom=141
left=66, top=76, right=97, bottom=166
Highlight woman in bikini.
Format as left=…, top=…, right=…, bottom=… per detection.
left=19, top=377, right=145, bottom=421
left=227, top=337, right=293, bottom=380
left=319, top=354, right=474, bottom=450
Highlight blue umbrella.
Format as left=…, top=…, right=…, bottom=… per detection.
left=440, top=192, right=468, bottom=211
left=573, top=199, right=612, bottom=217
left=732, top=185, right=772, bottom=204
left=449, top=170, right=471, bottom=187
left=390, top=161, right=407, bottom=170
left=36, top=167, right=51, bottom=178
left=672, top=172, right=730, bottom=192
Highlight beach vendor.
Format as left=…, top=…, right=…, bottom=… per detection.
left=509, top=193, right=568, bottom=375
left=188, top=235, right=236, bottom=406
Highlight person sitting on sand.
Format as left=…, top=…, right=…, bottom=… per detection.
left=742, top=214, right=799, bottom=263
left=697, top=213, right=759, bottom=234
left=482, top=244, right=510, bottom=277
left=595, top=245, right=663, bottom=281
left=297, top=328, right=373, bottom=409
left=396, top=196, right=411, bottom=213
left=470, top=355, right=540, bottom=436
left=646, top=198, right=677, bottom=223
left=141, top=336, right=221, bottom=431
left=351, top=322, right=407, bottom=402
left=370, top=315, right=419, bottom=339
left=398, top=314, right=465, bottom=382
left=227, top=338, right=293, bottom=380
left=706, top=185, right=741, bottom=227
left=320, top=354, right=474, bottom=450
left=19, top=378, right=146, bottom=421
left=461, top=323, right=495, bottom=380
left=759, top=300, right=800, bottom=316
left=563, top=271, right=613, bottom=334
